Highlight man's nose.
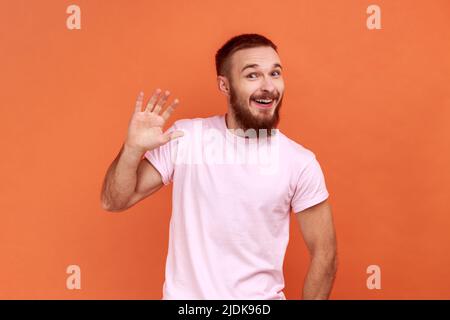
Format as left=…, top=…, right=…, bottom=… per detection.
left=260, top=76, right=276, bottom=92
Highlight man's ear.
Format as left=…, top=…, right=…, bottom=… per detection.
left=217, top=75, right=230, bottom=97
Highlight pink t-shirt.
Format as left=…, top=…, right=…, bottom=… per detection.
left=144, top=114, right=329, bottom=300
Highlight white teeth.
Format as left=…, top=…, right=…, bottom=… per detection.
left=255, top=99, right=272, bottom=103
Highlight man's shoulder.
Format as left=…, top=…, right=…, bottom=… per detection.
left=279, top=133, right=317, bottom=164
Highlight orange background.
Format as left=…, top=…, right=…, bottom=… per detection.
left=1, top=0, right=449, bottom=299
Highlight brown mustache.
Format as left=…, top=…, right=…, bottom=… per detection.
left=251, top=96, right=278, bottom=101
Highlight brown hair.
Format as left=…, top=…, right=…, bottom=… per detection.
left=215, top=34, right=278, bottom=79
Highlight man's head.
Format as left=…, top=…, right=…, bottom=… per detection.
left=215, top=34, right=285, bottom=136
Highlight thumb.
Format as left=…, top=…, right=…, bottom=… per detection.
left=161, top=129, right=185, bottom=143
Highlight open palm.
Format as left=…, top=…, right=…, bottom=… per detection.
left=125, top=89, right=184, bottom=153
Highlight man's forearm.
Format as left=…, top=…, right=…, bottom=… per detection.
left=101, top=143, right=145, bottom=211
left=302, top=253, right=337, bottom=300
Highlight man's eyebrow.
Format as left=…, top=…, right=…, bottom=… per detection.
left=241, top=63, right=283, bottom=73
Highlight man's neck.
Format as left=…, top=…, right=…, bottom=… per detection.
left=225, top=112, right=247, bottom=138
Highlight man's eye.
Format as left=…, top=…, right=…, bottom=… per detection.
left=246, top=71, right=281, bottom=78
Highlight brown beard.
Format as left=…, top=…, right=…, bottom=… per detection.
left=229, top=80, right=282, bottom=138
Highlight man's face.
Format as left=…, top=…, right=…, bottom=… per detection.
left=227, top=46, right=285, bottom=135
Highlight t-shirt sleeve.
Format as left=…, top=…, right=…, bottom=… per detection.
left=143, top=123, right=178, bottom=185
left=291, top=156, right=330, bottom=213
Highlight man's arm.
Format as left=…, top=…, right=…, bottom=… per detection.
left=296, top=199, right=338, bottom=299
left=100, top=89, right=183, bottom=212
left=100, top=143, right=163, bottom=212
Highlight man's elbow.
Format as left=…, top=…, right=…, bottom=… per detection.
left=101, top=200, right=128, bottom=213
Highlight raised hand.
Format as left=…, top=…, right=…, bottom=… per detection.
left=125, top=88, right=184, bottom=153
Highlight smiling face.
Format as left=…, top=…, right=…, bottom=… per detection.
left=218, top=46, right=285, bottom=135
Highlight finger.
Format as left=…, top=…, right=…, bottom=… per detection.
left=170, top=130, right=185, bottom=140
left=134, top=91, right=144, bottom=113
left=144, top=88, right=162, bottom=112
left=161, top=129, right=185, bottom=144
left=161, top=98, right=180, bottom=122
left=152, top=90, right=170, bottom=114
